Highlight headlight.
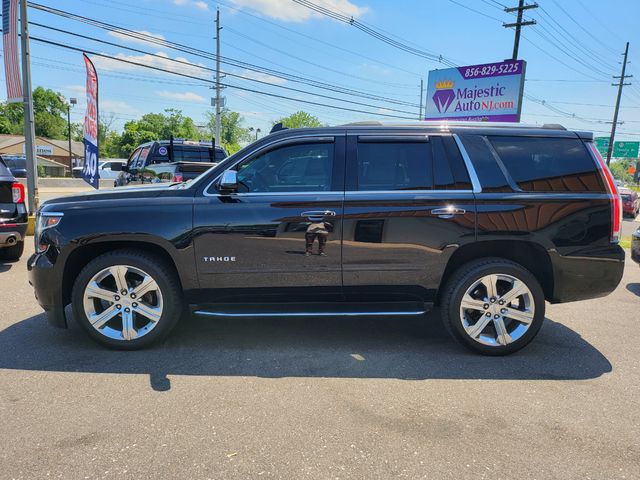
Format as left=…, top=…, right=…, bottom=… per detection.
left=34, top=211, right=64, bottom=253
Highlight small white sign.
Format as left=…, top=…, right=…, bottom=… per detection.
left=22, top=144, right=54, bottom=155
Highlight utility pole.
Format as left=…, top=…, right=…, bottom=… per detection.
left=419, top=79, right=424, bottom=120
left=606, top=42, right=632, bottom=166
left=215, top=8, right=222, bottom=146
left=503, top=0, right=538, bottom=60
left=19, top=0, right=38, bottom=214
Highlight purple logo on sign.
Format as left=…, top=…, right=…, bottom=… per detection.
left=432, top=80, right=455, bottom=113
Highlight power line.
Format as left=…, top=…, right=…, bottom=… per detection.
left=289, top=0, right=458, bottom=66
left=27, top=3, right=420, bottom=107
left=15, top=32, right=417, bottom=120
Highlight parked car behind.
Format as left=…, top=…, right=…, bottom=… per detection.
left=72, top=160, right=127, bottom=181
left=0, top=155, right=27, bottom=178
left=619, top=188, right=640, bottom=218
left=632, top=227, right=640, bottom=265
left=28, top=121, right=625, bottom=355
left=0, top=156, right=28, bottom=261
left=114, top=139, right=227, bottom=187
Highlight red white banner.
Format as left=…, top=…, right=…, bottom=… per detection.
left=2, top=0, right=23, bottom=102
left=82, top=53, right=99, bottom=189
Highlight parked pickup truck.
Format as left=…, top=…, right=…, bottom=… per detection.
left=28, top=121, right=624, bottom=355
left=113, top=139, right=227, bottom=187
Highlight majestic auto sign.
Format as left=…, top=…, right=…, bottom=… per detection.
left=425, top=60, right=526, bottom=122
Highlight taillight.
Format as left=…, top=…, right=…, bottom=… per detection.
left=588, top=143, right=622, bottom=243
left=171, top=173, right=184, bottom=183
left=11, top=182, right=25, bottom=204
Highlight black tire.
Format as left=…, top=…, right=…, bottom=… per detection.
left=71, top=249, right=183, bottom=350
left=440, top=258, right=545, bottom=356
left=0, top=240, right=24, bottom=262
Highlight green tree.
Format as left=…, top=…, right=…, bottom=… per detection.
left=610, top=158, right=635, bottom=184
left=106, top=109, right=202, bottom=157
left=274, top=111, right=323, bottom=129
left=204, top=109, right=251, bottom=154
left=0, top=87, right=68, bottom=138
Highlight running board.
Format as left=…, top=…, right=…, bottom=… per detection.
left=193, top=310, right=427, bottom=318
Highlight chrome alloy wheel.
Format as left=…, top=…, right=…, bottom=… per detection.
left=459, top=273, right=535, bottom=347
left=82, top=265, right=163, bottom=341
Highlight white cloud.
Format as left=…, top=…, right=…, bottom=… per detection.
left=156, top=90, right=206, bottom=102
left=238, top=69, right=287, bottom=85
left=174, top=0, right=209, bottom=9
left=108, top=30, right=166, bottom=48
left=101, top=100, right=140, bottom=116
left=90, top=51, right=209, bottom=79
left=228, top=0, right=367, bottom=22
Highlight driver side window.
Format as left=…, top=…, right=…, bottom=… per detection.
left=235, top=142, right=334, bottom=193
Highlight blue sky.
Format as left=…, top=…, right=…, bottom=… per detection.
left=4, top=0, right=640, bottom=141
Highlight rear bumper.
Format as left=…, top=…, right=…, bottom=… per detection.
left=27, top=252, right=68, bottom=328
left=549, top=246, right=625, bottom=303
left=0, top=222, right=28, bottom=247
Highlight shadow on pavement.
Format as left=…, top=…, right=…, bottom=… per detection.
left=626, top=283, right=640, bottom=297
left=0, top=311, right=612, bottom=392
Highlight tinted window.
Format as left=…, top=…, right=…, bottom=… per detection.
left=459, top=134, right=511, bottom=192
left=236, top=142, right=334, bottom=193
left=621, top=194, right=632, bottom=201
left=127, top=148, right=142, bottom=168
left=214, top=149, right=227, bottom=161
left=355, top=137, right=471, bottom=191
left=174, top=146, right=211, bottom=162
left=357, top=140, right=433, bottom=191
left=488, top=136, right=604, bottom=192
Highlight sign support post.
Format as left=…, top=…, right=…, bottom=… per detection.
left=19, top=0, right=38, bottom=214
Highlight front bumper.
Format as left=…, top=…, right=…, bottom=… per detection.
left=632, top=230, right=640, bottom=265
left=27, top=252, right=68, bottom=328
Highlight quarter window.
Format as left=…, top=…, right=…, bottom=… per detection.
left=235, top=142, right=334, bottom=193
left=488, top=136, right=604, bottom=192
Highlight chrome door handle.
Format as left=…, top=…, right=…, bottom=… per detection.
left=301, top=210, right=337, bottom=220
left=431, top=207, right=466, bottom=219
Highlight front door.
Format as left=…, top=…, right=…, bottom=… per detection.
left=193, top=135, right=345, bottom=304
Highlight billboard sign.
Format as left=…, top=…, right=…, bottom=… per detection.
left=425, top=60, right=526, bottom=122
left=82, top=53, right=99, bottom=189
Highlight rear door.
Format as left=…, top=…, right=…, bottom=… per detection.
left=341, top=133, right=477, bottom=303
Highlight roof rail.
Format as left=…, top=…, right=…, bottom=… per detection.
left=341, top=120, right=568, bottom=130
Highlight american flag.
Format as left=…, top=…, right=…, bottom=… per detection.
left=2, top=0, right=22, bottom=102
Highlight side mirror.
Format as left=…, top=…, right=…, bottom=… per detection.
left=111, top=163, right=124, bottom=171
left=219, top=170, right=238, bottom=191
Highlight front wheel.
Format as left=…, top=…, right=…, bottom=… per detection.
left=440, top=258, right=545, bottom=356
left=72, top=249, right=183, bottom=349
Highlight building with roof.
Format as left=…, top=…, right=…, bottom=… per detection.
left=0, top=134, right=84, bottom=169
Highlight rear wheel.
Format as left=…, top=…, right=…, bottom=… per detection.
left=0, top=240, right=24, bottom=261
left=440, top=258, right=545, bottom=355
left=71, top=249, right=182, bottom=349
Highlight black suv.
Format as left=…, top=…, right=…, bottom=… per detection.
left=0, top=156, right=28, bottom=261
left=28, top=122, right=624, bottom=355
left=114, top=139, right=228, bottom=186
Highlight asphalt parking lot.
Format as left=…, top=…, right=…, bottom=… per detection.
left=1, top=245, right=640, bottom=479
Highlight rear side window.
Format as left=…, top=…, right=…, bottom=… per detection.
left=488, top=136, right=604, bottom=192
left=357, top=140, right=432, bottom=190
left=174, top=146, right=210, bottom=162
left=355, top=136, right=471, bottom=191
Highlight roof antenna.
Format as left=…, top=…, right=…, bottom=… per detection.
left=270, top=122, right=287, bottom=133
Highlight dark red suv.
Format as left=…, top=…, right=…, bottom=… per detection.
left=620, top=188, right=639, bottom=218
